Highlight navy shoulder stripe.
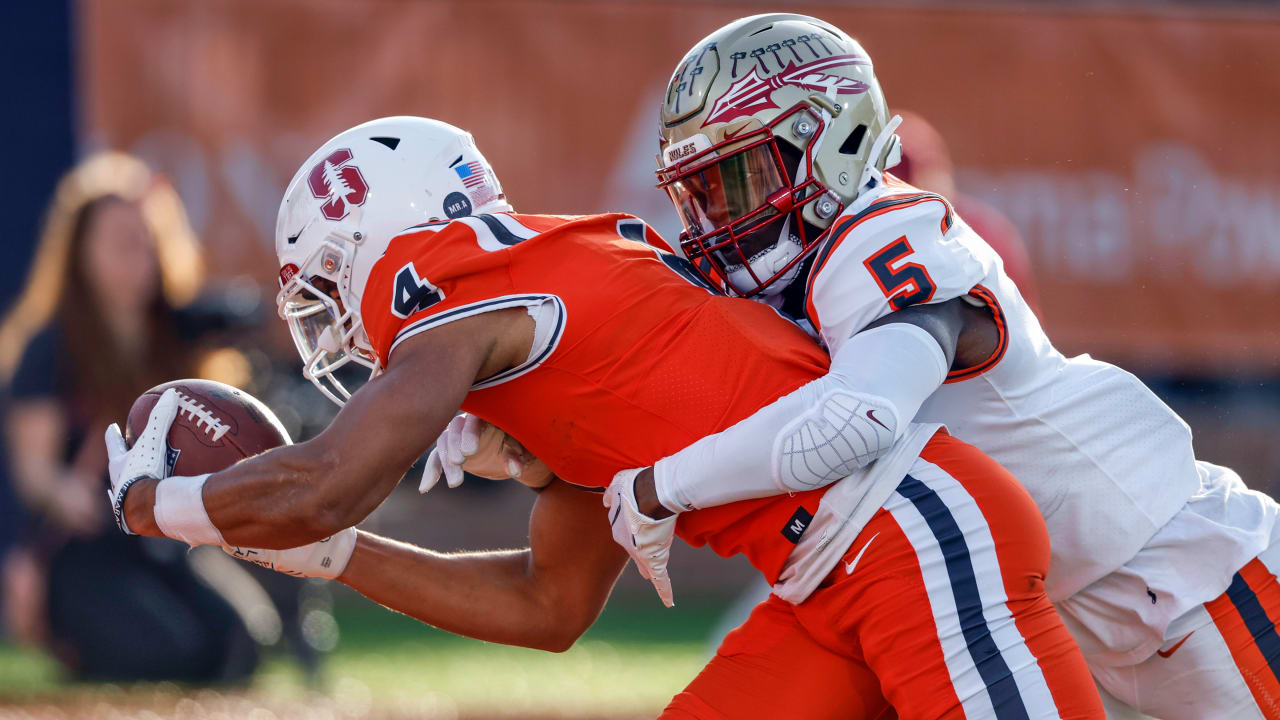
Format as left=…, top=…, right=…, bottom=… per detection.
left=810, top=193, right=941, bottom=278
left=475, top=214, right=526, bottom=246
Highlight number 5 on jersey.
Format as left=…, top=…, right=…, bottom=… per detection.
left=391, top=262, right=445, bottom=319
left=863, top=237, right=937, bottom=311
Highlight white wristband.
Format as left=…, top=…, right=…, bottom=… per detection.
left=154, top=474, right=225, bottom=546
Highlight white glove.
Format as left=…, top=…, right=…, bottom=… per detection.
left=421, top=413, right=535, bottom=492
left=604, top=468, right=678, bottom=608
left=422, top=413, right=485, bottom=492
left=222, top=527, right=358, bottom=580
left=104, top=388, right=181, bottom=534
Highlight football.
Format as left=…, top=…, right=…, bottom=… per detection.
left=125, top=379, right=291, bottom=476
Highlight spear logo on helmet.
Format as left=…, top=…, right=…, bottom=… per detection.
left=307, top=148, right=369, bottom=221
left=703, top=54, right=871, bottom=128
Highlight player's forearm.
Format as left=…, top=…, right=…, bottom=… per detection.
left=338, top=531, right=581, bottom=652
left=199, top=440, right=396, bottom=548
left=122, top=440, right=400, bottom=548
left=202, top=327, right=493, bottom=546
left=651, top=323, right=947, bottom=513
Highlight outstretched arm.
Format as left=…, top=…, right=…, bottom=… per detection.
left=120, top=308, right=534, bottom=548
left=634, top=300, right=991, bottom=518
left=339, top=480, right=627, bottom=652
left=606, top=299, right=996, bottom=604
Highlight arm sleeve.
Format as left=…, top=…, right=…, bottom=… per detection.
left=652, top=322, right=948, bottom=513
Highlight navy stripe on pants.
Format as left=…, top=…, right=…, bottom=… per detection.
left=1225, top=571, right=1280, bottom=687
left=896, top=474, right=1031, bottom=720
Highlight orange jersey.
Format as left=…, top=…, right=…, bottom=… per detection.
left=362, top=213, right=831, bottom=582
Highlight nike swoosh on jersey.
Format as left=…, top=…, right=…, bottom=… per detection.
left=1156, top=631, right=1194, bottom=658
left=866, top=409, right=889, bottom=431
left=846, top=533, right=879, bottom=575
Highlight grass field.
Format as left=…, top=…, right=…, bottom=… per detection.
left=0, top=592, right=723, bottom=719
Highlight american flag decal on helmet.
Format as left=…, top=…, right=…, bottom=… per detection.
left=454, top=161, right=487, bottom=189
left=703, top=54, right=870, bottom=128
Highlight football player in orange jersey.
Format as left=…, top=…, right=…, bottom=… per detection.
left=105, top=117, right=1103, bottom=719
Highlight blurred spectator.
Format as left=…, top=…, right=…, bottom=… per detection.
left=892, top=110, right=1041, bottom=310
left=0, top=153, right=258, bottom=683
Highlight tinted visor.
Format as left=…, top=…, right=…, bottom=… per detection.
left=665, top=143, right=787, bottom=238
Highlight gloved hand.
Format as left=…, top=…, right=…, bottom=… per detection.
left=604, top=467, right=678, bottom=608
left=104, top=388, right=181, bottom=534
left=222, top=526, right=358, bottom=580
left=421, top=413, right=554, bottom=492
left=422, top=414, right=492, bottom=491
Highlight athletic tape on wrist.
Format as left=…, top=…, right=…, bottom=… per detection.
left=153, top=474, right=225, bottom=546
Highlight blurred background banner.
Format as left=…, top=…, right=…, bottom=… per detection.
left=82, top=0, right=1280, bottom=373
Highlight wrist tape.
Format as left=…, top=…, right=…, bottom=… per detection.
left=154, top=474, right=225, bottom=546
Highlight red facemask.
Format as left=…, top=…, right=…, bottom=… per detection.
left=657, top=104, right=842, bottom=296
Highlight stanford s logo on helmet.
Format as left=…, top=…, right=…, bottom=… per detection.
left=307, top=149, right=369, bottom=221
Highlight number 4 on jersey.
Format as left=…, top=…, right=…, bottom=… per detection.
left=391, top=262, right=445, bottom=319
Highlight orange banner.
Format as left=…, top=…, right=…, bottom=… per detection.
left=80, top=0, right=1280, bottom=373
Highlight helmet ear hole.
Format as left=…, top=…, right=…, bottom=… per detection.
left=838, top=124, right=868, bottom=156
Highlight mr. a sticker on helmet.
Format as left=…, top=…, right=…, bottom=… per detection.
left=443, top=192, right=472, bottom=219
left=391, top=261, right=445, bottom=319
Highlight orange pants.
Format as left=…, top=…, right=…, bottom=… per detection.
left=663, top=433, right=1103, bottom=719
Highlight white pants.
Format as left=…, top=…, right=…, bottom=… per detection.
left=1088, top=533, right=1280, bottom=719
left=1059, top=463, right=1280, bottom=719
left=1096, top=682, right=1156, bottom=720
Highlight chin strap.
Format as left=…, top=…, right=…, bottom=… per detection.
left=857, top=114, right=904, bottom=194
left=732, top=216, right=804, bottom=297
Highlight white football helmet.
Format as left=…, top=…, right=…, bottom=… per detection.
left=275, top=116, right=512, bottom=405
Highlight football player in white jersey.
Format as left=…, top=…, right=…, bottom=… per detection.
left=427, top=13, right=1280, bottom=720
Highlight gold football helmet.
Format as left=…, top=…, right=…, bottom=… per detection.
left=657, top=14, right=901, bottom=296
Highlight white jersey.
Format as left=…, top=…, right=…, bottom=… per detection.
left=797, top=176, right=1276, bottom=656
